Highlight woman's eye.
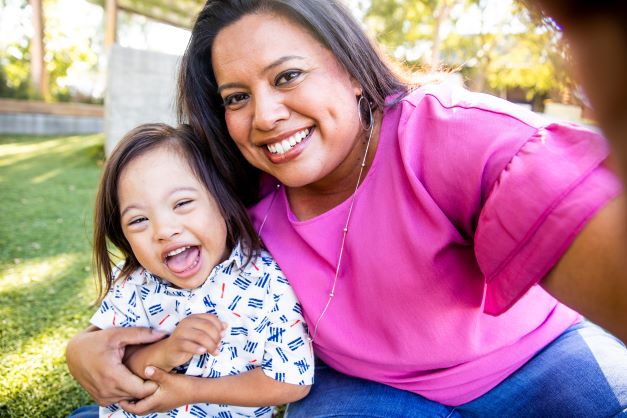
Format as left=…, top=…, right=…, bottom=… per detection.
left=223, top=93, right=249, bottom=109
left=275, top=70, right=302, bottom=86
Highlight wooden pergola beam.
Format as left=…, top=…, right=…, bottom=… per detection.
left=29, top=0, right=49, bottom=99
left=104, top=0, right=118, bottom=49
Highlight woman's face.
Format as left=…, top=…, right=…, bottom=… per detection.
left=211, top=12, right=365, bottom=190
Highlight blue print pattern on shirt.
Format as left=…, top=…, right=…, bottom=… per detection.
left=91, top=244, right=313, bottom=418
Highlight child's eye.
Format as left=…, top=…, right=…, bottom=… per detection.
left=223, top=93, right=249, bottom=110
left=175, top=200, right=193, bottom=209
left=128, top=216, right=147, bottom=226
left=275, top=70, right=302, bottom=86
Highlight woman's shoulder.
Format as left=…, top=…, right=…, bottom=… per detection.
left=393, top=81, right=545, bottom=130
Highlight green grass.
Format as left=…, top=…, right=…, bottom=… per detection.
left=0, top=134, right=104, bottom=417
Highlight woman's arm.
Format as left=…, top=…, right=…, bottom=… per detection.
left=119, top=366, right=311, bottom=415
left=65, top=325, right=166, bottom=405
left=541, top=194, right=627, bottom=342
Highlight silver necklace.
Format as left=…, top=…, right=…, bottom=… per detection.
left=257, top=109, right=375, bottom=342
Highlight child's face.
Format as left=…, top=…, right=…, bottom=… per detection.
left=117, top=146, right=229, bottom=289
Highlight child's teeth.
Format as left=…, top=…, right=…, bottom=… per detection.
left=167, top=246, right=188, bottom=257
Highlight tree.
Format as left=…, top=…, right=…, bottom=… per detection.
left=363, top=0, right=476, bottom=69
left=360, top=0, right=573, bottom=107
left=0, top=0, right=103, bottom=102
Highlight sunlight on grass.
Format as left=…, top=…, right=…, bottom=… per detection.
left=0, top=253, right=82, bottom=290
left=0, top=134, right=102, bottom=166
left=31, top=168, right=63, bottom=184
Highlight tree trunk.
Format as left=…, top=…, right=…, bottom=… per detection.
left=29, top=0, right=49, bottom=100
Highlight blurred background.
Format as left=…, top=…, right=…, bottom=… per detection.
left=0, top=1, right=594, bottom=416
left=0, top=0, right=589, bottom=141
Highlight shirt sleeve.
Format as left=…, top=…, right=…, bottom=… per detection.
left=90, top=272, right=150, bottom=329
left=401, top=86, right=621, bottom=315
left=475, top=123, right=621, bottom=314
left=261, top=259, right=314, bottom=386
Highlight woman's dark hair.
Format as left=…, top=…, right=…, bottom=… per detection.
left=177, top=0, right=410, bottom=205
left=93, top=123, right=261, bottom=300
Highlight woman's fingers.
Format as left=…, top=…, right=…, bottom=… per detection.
left=66, top=326, right=165, bottom=405
left=110, top=326, right=167, bottom=348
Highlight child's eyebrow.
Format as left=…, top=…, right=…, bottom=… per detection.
left=120, top=204, right=141, bottom=218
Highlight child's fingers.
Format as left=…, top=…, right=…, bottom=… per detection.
left=175, top=328, right=222, bottom=355
left=184, top=313, right=228, bottom=334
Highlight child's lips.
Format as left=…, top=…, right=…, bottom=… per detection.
left=164, top=245, right=201, bottom=274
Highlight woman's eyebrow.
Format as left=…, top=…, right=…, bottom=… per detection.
left=262, top=55, right=305, bottom=73
left=217, top=55, right=305, bottom=95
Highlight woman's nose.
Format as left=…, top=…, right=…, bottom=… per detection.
left=252, top=91, right=289, bottom=131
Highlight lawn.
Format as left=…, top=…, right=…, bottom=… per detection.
left=0, top=133, right=103, bottom=417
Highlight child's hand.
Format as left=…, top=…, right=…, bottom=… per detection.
left=118, top=366, right=191, bottom=414
left=160, top=313, right=227, bottom=369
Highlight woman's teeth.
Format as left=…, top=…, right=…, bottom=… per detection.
left=267, top=128, right=310, bottom=155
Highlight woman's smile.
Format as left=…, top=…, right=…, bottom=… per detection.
left=264, top=127, right=314, bottom=163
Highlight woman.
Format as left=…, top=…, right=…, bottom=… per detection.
left=67, top=1, right=627, bottom=416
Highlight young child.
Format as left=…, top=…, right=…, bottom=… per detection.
left=89, top=123, right=313, bottom=417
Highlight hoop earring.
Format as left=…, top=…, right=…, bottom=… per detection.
left=357, top=95, right=374, bottom=130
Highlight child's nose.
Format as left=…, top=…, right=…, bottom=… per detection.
left=153, top=217, right=181, bottom=241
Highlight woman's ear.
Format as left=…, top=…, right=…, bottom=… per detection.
left=351, top=77, right=363, bottom=97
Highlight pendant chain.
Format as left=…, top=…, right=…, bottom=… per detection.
left=257, top=117, right=375, bottom=343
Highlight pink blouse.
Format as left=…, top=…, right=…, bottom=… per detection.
left=248, top=84, right=621, bottom=405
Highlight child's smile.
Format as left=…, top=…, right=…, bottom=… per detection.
left=163, top=245, right=202, bottom=278
left=117, top=146, right=229, bottom=289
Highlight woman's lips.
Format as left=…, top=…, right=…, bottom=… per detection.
left=265, top=127, right=314, bottom=163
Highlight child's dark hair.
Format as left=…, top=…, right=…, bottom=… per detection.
left=93, top=123, right=261, bottom=300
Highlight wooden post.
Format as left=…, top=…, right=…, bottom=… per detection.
left=29, top=0, right=49, bottom=100
left=104, top=0, right=117, bottom=49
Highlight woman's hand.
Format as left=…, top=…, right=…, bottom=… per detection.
left=159, top=313, right=227, bottom=370
left=66, top=326, right=166, bottom=406
left=119, top=367, right=192, bottom=415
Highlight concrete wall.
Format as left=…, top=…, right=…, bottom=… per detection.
left=0, top=99, right=103, bottom=135
left=105, top=45, right=180, bottom=156
left=0, top=113, right=102, bottom=135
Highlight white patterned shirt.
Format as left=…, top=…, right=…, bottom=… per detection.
left=91, top=243, right=314, bottom=418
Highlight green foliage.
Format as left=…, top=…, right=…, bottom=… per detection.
left=0, top=40, right=33, bottom=100
left=0, top=133, right=104, bottom=417
left=0, top=0, right=102, bottom=103
left=362, top=0, right=573, bottom=100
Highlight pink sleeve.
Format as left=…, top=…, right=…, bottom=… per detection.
left=475, top=123, right=621, bottom=314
